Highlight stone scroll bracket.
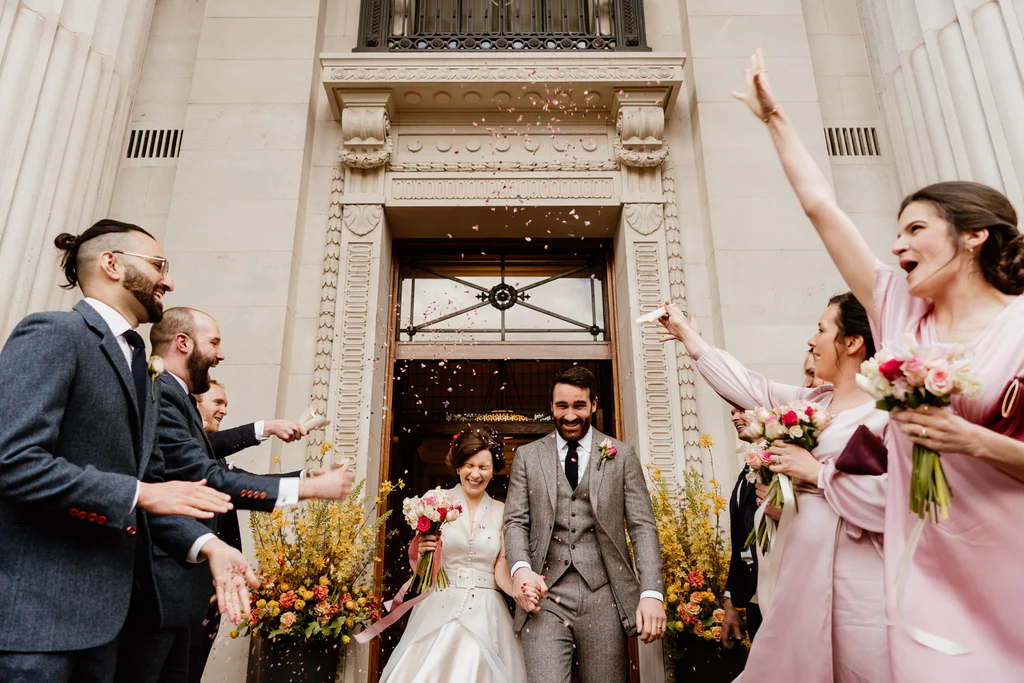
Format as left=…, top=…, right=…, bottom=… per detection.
left=337, top=91, right=393, bottom=203
left=612, top=88, right=669, bottom=204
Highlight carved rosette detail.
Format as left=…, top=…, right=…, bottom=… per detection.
left=662, top=163, right=701, bottom=464
left=306, top=165, right=345, bottom=465
left=614, top=107, right=668, bottom=168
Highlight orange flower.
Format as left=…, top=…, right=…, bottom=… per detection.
left=686, top=570, right=705, bottom=589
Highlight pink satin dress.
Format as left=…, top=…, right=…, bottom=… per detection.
left=872, top=262, right=1024, bottom=681
left=692, top=345, right=891, bottom=683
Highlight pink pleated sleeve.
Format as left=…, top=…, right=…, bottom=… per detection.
left=818, top=462, right=887, bottom=533
left=691, top=343, right=832, bottom=411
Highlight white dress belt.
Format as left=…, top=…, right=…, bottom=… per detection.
left=455, top=567, right=496, bottom=590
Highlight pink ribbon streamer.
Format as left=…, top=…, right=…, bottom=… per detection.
left=355, top=536, right=443, bottom=644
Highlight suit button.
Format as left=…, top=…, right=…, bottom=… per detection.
left=77, top=511, right=88, bottom=520
left=571, top=513, right=576, bottom=517
left=571, top=545, right=576, bottom=550
left=570, top=528, right=575, bottom=534
left=259, top=492, right=267, bottom=500
left=125, top=526, right=137, bottom=537
left=69, top=508, right=79, bottom=517
left=565, top=560, right=569, bottom=566
left=88, top=513, right=97, bottom=523
left=97, top=516, right=107, bottom=525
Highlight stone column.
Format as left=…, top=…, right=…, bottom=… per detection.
left=860, top=0, right=1024, bottom=205
left=0, top=0, right=155, bottom=338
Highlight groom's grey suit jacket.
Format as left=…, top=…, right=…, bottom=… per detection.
left=503, top=429, right=663, bottom=634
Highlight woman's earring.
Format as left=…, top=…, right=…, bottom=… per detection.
left=966, top=247, right=974, bottom=254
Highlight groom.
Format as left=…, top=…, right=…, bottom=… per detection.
left=504, top=366, right=666, bottom=682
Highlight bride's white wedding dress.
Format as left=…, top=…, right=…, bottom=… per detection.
left=380, top=487, right=527, bottom=683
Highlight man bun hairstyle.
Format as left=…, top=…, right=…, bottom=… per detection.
left=54, top=219, right=155, bottom=290
left=550, top=365, right=599, bottom=403
left=899, top=181, right=1023, bottom=295
left=447, top=424, right=505, bottom=473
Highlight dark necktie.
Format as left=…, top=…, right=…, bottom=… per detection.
left=123, top=329, right=148, bottom=425
left=565, top=440, right=580, bottom=490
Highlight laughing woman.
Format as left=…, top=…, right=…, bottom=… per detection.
left=659, top=294, right=890, bottom=683
left=735, top=49, right=1024, bottom=681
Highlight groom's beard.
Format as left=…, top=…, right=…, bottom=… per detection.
left=555, top=416, right=591, bottom=442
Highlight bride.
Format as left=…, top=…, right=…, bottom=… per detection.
left=380, top=425, right=528, bottom=683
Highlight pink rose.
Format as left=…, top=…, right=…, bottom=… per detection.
left=891, top=378, right=910, bottom=402
left=760, top=450, right=772, bottom=465
left=925, top=367, right=953, bottom=396
left=416, top=517, right=431, bottom=533
left=902, top=358, right=929, bottom=386
left=804, top=406, right=815, bottom=417
left=781, top=410, right=799, bottom=427
left=878, top=358, right=905, bottom=382
left=437, top=508, right=447, bottom=521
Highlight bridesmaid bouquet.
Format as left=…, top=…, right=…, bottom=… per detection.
left=857, top=340, right=982, bottom=521
left=402, top=488, right=463, bottom=594
left=740, top=402, right=832, bottom=552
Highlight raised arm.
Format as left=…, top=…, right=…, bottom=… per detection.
left=734, top=49, right=876, bottom=312
left=658, top=303, right=818, bottom=410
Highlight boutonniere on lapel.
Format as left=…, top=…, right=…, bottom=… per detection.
left=597, top=438, right=618, bottom=470
left=147, top=355, right=164, bottom=402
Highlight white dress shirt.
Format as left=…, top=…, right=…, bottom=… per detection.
left=82, top=298, right=142, bottom=510
left=511, top=428, right=663, bottom=603
left=164, top=371, right=302, bottom=561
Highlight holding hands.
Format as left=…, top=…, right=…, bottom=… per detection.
left=512, top=567, right=546, bottom=614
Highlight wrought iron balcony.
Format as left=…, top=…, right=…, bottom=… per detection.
left=356, top=0, right=648, bottom=51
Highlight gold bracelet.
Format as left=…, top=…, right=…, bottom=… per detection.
left=763, top=105, right=781, bottom=123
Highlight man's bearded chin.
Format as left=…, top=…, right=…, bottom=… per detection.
left=123, top=266, right=164, bottom=324
left=556, top=416, right=591, bottom=441
left=187, top=348, right=215, bottom=394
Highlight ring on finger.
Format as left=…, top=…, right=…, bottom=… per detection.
left=920, top=427, right=927, bottom=439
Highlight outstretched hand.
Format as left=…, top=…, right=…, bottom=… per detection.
left=731, top=49, right=780, bottom=122
left=656, top=301, right=706, bottom=358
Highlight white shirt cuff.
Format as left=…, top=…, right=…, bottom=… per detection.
left=510, top=561, right=532, bottom=580
left=131, top=482, right=140, bottom=511
left=275, top=477, right=301, bottom=507
left=640, top=590, right=664, bottom=603
left=187, top=533, right=218, bottom=563
left=255, top=421, right=267, bottom=441
left=724, top=590, right=732, bottom=599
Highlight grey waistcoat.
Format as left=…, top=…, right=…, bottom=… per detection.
left=543, top=462, right=609, bottom=591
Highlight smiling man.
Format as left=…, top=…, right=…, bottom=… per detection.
left=503, top=365, right=665, bottom=683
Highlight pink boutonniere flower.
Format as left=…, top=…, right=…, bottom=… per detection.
left=597, top=438, right=618, bottom=470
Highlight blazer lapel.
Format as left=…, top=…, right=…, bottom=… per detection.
left=138, top=374, right=159, bottom=475
left=76, top=303, right=142, bottom=443
left=588, top=429, right=607, bottom=518
left=540, top=433, right=559, bottom=513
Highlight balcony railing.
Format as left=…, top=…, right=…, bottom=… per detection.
left=356, top=0, right=648, bottom=51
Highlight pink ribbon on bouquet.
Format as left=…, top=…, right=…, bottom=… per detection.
left=354, top=536, right=443, bottom=644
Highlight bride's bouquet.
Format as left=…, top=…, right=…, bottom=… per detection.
left=857, top=339, right=982, bottom=521
left=402, top=488, right=463, bottom=594
left=740, top=401, right=832, bottom=552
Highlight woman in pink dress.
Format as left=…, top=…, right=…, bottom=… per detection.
left=659, top=293, right=890, bottom=683
left=735, top=49, right=1024, bottom=680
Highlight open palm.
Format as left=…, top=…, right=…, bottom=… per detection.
left=731, top=49, right=780, bottom=122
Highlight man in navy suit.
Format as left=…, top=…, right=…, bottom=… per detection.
left=0, top=220, right=258, bottom=683
left=114, top=307, right=354, bottom=683
left=197, top=379, right=307, bottom=458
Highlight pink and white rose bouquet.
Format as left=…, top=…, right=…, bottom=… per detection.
left=856, top=339, right=982, bottom=521
left=401, top=488, right=463, bottom=594
left=739, top=401, right=832, bottom=552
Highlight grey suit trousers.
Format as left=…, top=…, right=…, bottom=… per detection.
left=520, top=569, right=629, bottom=683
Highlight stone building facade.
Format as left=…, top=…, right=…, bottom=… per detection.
left=2, top=0, right=1023, bottom=680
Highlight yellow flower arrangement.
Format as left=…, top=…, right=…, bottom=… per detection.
left=649, top=434, right=748, bottom=659
left=237, top=474, right=402, bottom=643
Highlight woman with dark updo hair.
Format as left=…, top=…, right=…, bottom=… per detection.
left=659, top=293, right=890, bottom=683
left=737, top=49, right=1024, bottom=681
left=379, top=426, right=527, bottom=683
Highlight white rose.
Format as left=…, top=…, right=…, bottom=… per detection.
left=856, top=373, right=889, bottom=401
left=811, top=411, right=829, bottom=430
left=764, top=421, right=786, bottom=441
left=741, top=421, right=765, bottom=440
left=148, top=355, right=165, bottom=374
left=788, top=425, right=804, bottom=439
left=446, top=509, right=459, bottom=523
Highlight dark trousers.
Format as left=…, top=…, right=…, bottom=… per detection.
left=186, top=604, right=220, bottom=683
left=746, top=603, right=763, bottom=640
left=114, top=627, right=190, bottom=683
left=0, top=639, right=118, bottom=683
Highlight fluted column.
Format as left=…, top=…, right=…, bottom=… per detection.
left=860, top=0, right=1024, bottom=205
left=0, top=0, right=154, bottom=339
